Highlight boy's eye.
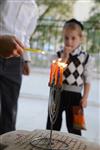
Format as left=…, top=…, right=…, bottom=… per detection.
left=72, top=37, right=75, bottom=40
left=65, top=36, right=68, bottom=40
left=64, top=36, right=76, bottom=40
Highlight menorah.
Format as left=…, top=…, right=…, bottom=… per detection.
left=31, top=59, right=68, bottom=149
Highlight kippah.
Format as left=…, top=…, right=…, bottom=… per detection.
left=64, top=18, right=84, bottom=30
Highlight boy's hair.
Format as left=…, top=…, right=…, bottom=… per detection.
left=63, top=18, right=84, bottom=31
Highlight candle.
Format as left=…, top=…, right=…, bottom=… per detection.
left=49, top=59, right=67, bottom=88
left=49, top=60, right=57, bottom=86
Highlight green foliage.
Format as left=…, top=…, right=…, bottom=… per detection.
left=94, top=0, right=100, bottom=3
left=83, top=0, right=100, bottom=53
left=30, top=0, right=100, bottom=69
left=31, top=1, right=76, bottom=52
left=36, top=0, right=75, bottom=20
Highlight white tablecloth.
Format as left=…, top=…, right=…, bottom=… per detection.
left=0, top=129, right=100, bottom=150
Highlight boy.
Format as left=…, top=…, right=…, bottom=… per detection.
left=46, top=18, right=91, bottom=136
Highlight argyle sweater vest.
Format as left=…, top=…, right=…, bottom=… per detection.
left=63, top=51, right=89, bottom=86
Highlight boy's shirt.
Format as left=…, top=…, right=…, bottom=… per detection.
left=59, top=46, right=93, bottom=86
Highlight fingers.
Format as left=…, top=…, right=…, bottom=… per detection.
left=12, top=36, right=24, bottom=56
left=12, top=49, right=20, bottom=57
left=22, top=63, right=30, bottom=75
left=0, top=35, right=25, bottom=56
left=80, top=99, right=87, bottom=108
left=13, top=42, right=24, bottom=56
left=14, top=36, right=24, bottom=49
left=62, top=46, right=71, bottom=60
left=64, top=46, right=72, bottom=54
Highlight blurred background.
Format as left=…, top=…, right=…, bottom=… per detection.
left=30, top=0, right=100, bottom=70
left=16, top=0, right=100, bottom=144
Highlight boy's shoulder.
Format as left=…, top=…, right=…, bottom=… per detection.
left=77, top=49, right=89, bottom=65
left=72, top=46, right=89, bottom=57
left=80, top=50, right=89, bottom=55
left=77, top=48, right=89, bottom=59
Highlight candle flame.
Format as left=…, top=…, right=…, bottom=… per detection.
left=52, top=58, right=67, bottom=68
left=58, top=62, right=67, bottom=68
left=52, top=60, right=56, bottom=63
left=49, top=58, right=67, bottom=88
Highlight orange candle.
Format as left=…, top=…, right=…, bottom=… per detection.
left=59, top=66, right=63, bottom=87
left=49, top=63, right=53, bottom=86
left=49, top=59, right=67, bottom=88
left=54, top=63, right=58, bottom=86
left=49, top=60, right=57, bottom=86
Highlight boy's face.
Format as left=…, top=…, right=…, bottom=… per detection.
left=63, top=28, right=82, bottom=53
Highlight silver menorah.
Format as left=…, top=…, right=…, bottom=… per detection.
left=48, top=86, right=61, bottom=147
left=31, top=85, right=68, bottom=149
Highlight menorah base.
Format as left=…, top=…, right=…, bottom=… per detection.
left=31, top=137, right=68, bottom=150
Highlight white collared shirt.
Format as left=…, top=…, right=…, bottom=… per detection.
left=0, top=0, right=39, bottom=61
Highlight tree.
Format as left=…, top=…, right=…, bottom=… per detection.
left=30, top=0, right=77, bottom=67
left=36, top=0, right=76, bottom=20
left=84, top=0, right=100, bottom=53
left=31, top=0, right=76, bottom=51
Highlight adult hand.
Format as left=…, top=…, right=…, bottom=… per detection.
left=22, top=62, right=30, bottom=76
left=0, top=35, right=24, bottom=57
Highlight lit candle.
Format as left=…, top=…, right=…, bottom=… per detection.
left=49, top=60, right=57, bottom=86
left=49, top=59, right=67, bottom=88
left=59, top=66, right=63, bottom=87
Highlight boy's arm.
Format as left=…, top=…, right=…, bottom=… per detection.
left=80, top=83, right=91, bottom=108
left=81, top=54, right=94, bottom=108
